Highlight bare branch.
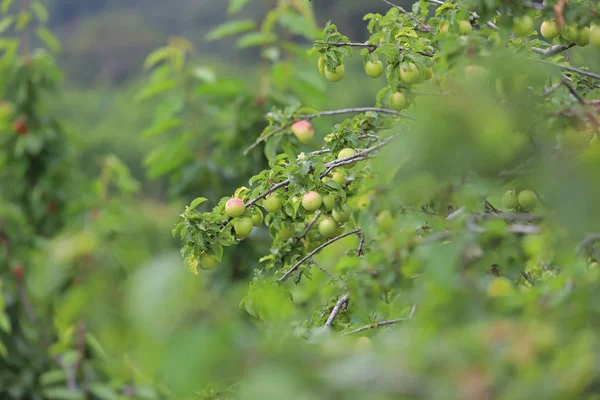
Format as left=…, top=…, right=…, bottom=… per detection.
left=561, top=75, right=586, bottom=104
left=325, top=293, right=350, bottom=327
left=343, top=305, right=416, bottom=335
left=539, top=60, right=600, bottom=81
left=576, top=232, right=600, bottom=254
left=297, top=211, right=322, bottom=241
left=380, top=0, right=432, bottom=32
left=243, top=107, right=408, bottom=156
left=279, top=229, right=361, bottom=282
left=315, top=41, right=435, bottom=57
left=310, top=259, right=336, bottom=280
left=532, top=43, right=575, bottom=57
left=357, top=231, right=365, bottom=256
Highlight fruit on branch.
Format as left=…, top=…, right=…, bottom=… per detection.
left=302, top=191, right=323, bottom=212
left=318, top=56, right=325, bottom=75
left=424, top=67, right=434, bottom=80
left=513, top=15, right=533, bottom=37
left=280, top=223, right=295, bottom=240
left=225, top=198, right=246, bottom=217
left=517, top=190, right=538, bottom=211
left=575, top=27, right=590, bottom=46
left=502, top=190, right=519, bottom=210
left=322, top=193, right=335, bottom=211
left=337, top=148, right=358, bottom=169
left=561, top=25, right=580, bottom=42
left=325, top=65, right=345, bottom=82
left=201, top=254, right=218, bottom=270
left=318, top=217, right=338, bottom=238
left=13, top=265, right=24, bottom=280
left=251, top=208, right=264, bottom=226
left=355, top=336, right=372, bottom=351
left=439, top=22, right=449, bottom=33
left=400, top=62, right=422, bottom=85
left=376, top=210, right=394, bottom=234
left=233, top=217, right=253, bottom=239
left=458, top=20, right=472, bottom=35
left=331, top=170, right=346, bottom=186
left=13, top=118, right=28, bottom=135
left=540, top=21, right=558, bottom=40
left=590, top=25, right=600, bottom=47
left=365, top=60, right=384, bottom=78
left=291, top=120, right=314, bottom=144
left=389, top=92, right=407, bottom=111
left=486, top=277, right=516, bottom=297
left=332, top=204, right=351, bottom=223
left=262, top=194, right=283, bottom=213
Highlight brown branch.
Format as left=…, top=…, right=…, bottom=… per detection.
left=310, top=259, right=336, bottom=280
left=532, top=43, right=575, bottom=57
left=296, top=211, right=322, bottom=241
left=343, top=304, right=416, bottom=335
left=380, top=0, right=432, bottom=32
left=278, top=229, right=361, bottom=281
left=243, top=107, right=407, bottom=156
left=554, top=0, right=567, bottom=28
left=325, top=293, right=350, bottom=327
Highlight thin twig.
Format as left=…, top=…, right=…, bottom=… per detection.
left=343, top=304, right=416, bottom=335
left=297, top=211, right=322, bottom=241
left=310, top=259, right=336, bottom=280
left=539, top=60, right=600, bottom=81
left=357, top=232, right=365, bottom=256
left=279, top=229, right=361, bottom=281
left=561, top=75, right=586, bottom=104
left=576, top=232, right=600, bottom=254
left=325, top=293, right=350, bottom=326
left=380, top=0, right=432, bottom=32
left=532, top=43, right=575, bottom=57
left=243, top=107, right=407, bottom=155
left=424, top=0, right=498, bottom=30
left=315, top=41, right=435, bottom=57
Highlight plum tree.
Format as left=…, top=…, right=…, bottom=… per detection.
left=291, top=120, right=314, bottom=144
left=225, top=198, right=246, bottom=217
left=389, top=92, right=406, bottom=111
left=365, top=60, right=383, bottom=78
left=302, top=191, right=322, bottom=212
left=262, top=194, right=283, bottom=213
left=541, top=21, right=558, bottom=40
left=233, top=217, right=253, bottom=239
left=318, top=217, right=338, bottom=238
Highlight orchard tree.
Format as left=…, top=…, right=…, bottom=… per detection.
left=174, top=0, right=600, bottom=398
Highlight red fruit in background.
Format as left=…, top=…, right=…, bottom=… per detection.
left=47, top=201, right=58, bottom=214
left=13, top=265, right=24, bottom=280
left=14, top=118, right=28, bottom=135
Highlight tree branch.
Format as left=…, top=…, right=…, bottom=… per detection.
left=310, top=259, right=336, bottom=280
left=243, top=107, right=407, bottom=156
left=325, top=293, right=350, bottom=327
left=424, top=0, right=498, bottom=30
left=380, top=0, right=432, bottom=32
left=532, top=43, right=575, bottom=57
left=278, top=229, right=361, bottom=281
left=296, top=211, right=322, bottom=241
left=343, top=304, right=416, bottom=335
left=315, top=41, right=435, bottom=57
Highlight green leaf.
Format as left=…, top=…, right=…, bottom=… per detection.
left=36, top=27, right=61, bottom=52
left=141, top=118, right=181, bottom=138
left=228, top=0, right=253, bottom=14
left=42, top=388, right=84, bottom=400
left=15, top=10, right=29, bottom=30
left=1, top=0, right=14, bottom=13
left=190, top=197, right=208, bottom=210
left=0, top=17, right=13, bottom=34
left=31, top=1, right=48, bottom=22
left=205, top=20, right=255, bottom=41
left=89, top=384, right=119, bottom=400
left=40, top=370, right=66, bottom=387
left=135, top=80, right=177, bottom=102
left=236, top=32, right=277, bottom=49
left=0, top=340, right=6, bottom=358
left=143, top=47, right=171, bottom=70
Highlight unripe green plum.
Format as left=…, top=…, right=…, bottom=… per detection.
left=233, top=217, right=253, bottom=239
left=262, top=194, right=283, bottom=213
left=561, top=25, right=579, bottom=42
left=302, top=191, right=323, bottom=212
left=332, top=171, right=346, bottom=186
left=337, top=148, right=357, bottom=169
left=389, top=92, right=407, bottom=111
left=458, top=20, right=472, bottom=35
left=590, top=25, right=600, bottom=47
left=201, top=254, right=219, bottom=270
left=365, top=60, right=384, bottom=78
left=423, top=67, right=433, bottom=80
left=319, top=217, right=338, bottom=238
left=332, top=204, right=351, bottom=223
left=540, top=21, right=558, bottom=40
left=439, top=22, right=449, bottom=33
left=225, top=198, right=246, bottom=217
left=575, top=26, right=590, bottom=46
left=487, top=277, right=516, bottom=297
left=322, top=193, right=335, bottom=211
left=376, top=210, right=394, bottom=234
left=400, top=62, right=421, bottom=85
left=518, top=190, right=538, bottom=211
left=502, top=190, right=519, bottom=210
left=251, top=208, right=264, bottom=226
left=325, top=65, right=345, bottom=82
left=280, top=224, right=295, bottom=240
left=513, top=15, right=533, bottom=37
left=291, top=120, right=314, bottom=144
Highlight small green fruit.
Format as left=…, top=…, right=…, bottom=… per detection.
left=322, top=193, right=335, bottom=211
left=337, top=148, right=358, bottom=169
left=332, top=204, right=351, bottom=223
left=400, top=62, right=421, bottom=85
left=423, top=67, right=434, bottom=80
left=251, top=208, right=264, bottom=226
left=280, top=224, right=295, bottom=240
left=590, top=25, right=600, bottom=47
left=302, top=191, right=323, bottom=212
left=325, top=65, right=345, bottom=82
left=502, top=190, right=519, bottom=210
left=439, top=22, right=449, bottom=33
left=575, top=26, right=590, bottom=46
left=513, top=15, right=533, bottom=37
left=389, top=92, right=407, bottom=111
left=262, top=194, right=283, bottom=213
left=518, top=190, right=538, bottom=211
left=319, top=217, right=338, bottom=238
left=365, top=60, right=384, bottom=78
left=233, top=217, right=253, bottom=239
left=225, top=198, right=246, bottom=217
left=291, top=120, right=314, bottom=144
left=201, top=254, right=219, bottom=270
left=376, top=210, right=394, bottom=234
left=561, top=25, right=579, bottom=42
left=331, top=171, right=346, bottom=186
left=458, top=20, right=472, bottom=35
left=540, top=21, right=558, bottom=40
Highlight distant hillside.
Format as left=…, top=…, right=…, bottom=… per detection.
left=48, top=0, right=398, bottom=85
